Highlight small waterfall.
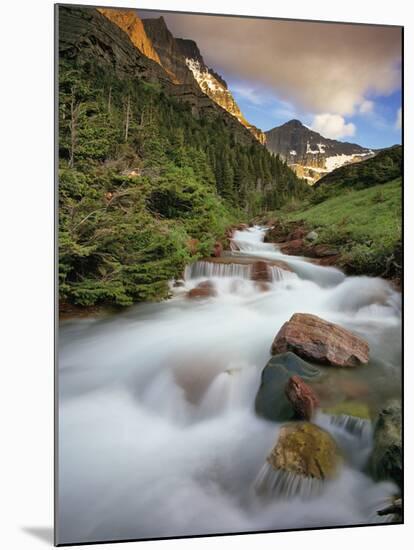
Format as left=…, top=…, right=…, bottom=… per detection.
left=254, top=462, right=324, bottom=500
left=184, top=261, right=296, bottom=283
left=329, top=414, right=372, bottom=440
left=198, top=366, right=256, bottom=418
left=184, top=261, right=252, bottom=280
left=270, top=266, right=297, bottom=282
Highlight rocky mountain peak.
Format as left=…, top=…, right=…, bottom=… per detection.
left=97, top=8, right=161, bottom=66
left=265, top=120, right=374, bottom=184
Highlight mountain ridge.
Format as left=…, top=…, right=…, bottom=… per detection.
left=265, top=119, right=374, bottom=184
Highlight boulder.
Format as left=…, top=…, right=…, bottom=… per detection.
left=285, top=375, right=320, bottom=420
left=251, top=260, right=271, bottom=282
left=279, top=239, right=306, bottom=255
left=212, top=241, right=223, bottom=258
left=187, top=280, right=217, bottom=299
left=255, top=352, right=320, bottom=422
left=287, top=227, right=307, bottom=241
left=369, top=401, right=402, bottom=489
left=306, top=230, right=318, bottom=242
left=310, top=244, right=339, bottom=258
left=323, top=400, right=371, bottom=419
left=267, top=422, right=341, bottom=480
left=271, top=313, right=369, bottom=367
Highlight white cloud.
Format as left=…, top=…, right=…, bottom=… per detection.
left=151, top=12, right=402, bottom=117
left=312, top=114, right=356, bottom=140
left=359, top=100, right=374, bottom=114
left=231, top=85, right=263, bottom=105
left=395, top=107, right=402, bottom=129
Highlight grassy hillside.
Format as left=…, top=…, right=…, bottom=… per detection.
left=311, top=146, right=402, bottom=201
left=283, top=178, right=402, bottom=278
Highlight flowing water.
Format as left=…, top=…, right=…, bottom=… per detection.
left=57, top=227, right=402, bottom=544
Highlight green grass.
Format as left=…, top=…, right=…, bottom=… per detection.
left=281, top=178, right=402, bottom=277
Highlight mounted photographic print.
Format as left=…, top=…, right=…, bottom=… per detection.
left=55, top=3, right=403, bottom=546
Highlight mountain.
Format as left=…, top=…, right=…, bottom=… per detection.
left=97, top=8, right=161, bottom=65
left=64, top=7, right=258, bottom=147
left=141, top=16, right=266, bottom=144
left=265, top=119, right=374, bottom=184
left=58, top=6, right=308, bottom=307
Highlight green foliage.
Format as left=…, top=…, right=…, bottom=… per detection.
left=313, top=146, right=402, bottom=199
left=59, top=58, right=306, bottom=307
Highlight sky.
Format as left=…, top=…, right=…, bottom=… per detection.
left=138, top=9, right=402, bottom=149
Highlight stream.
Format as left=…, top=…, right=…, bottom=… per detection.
left=57, top=226, right=402, bottom=544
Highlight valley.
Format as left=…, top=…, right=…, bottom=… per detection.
left=56, top=5, right=403, bottom=545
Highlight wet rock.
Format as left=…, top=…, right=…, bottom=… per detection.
left=323, top=400, right=371, bottom=419
left=271, top=313, right=369, bottom=367
left=310, top=244, right=339, bottom=258
left=255, top=281, right=271, bottom=292
left=212, top=241, right=223, bottom=257
left=287, top=227, right=307, bottom=241
left=264, top=222, right=289, bottom=243
left=251, top=260, right=271, bottom=282
left=279, top=239, right=306, bottom=255
left=285, top=375, right=320, bottom=420
left=306, top=230, right=318, bottom=242
left=187, top=280, right=217, bottom=299
left=267, top=422, right=341, bottom=480
left=369, top=401, right=402, bottom=489
left=377, top=497, right=402, bottom=522
left=255, top=352, right=320, bottom=422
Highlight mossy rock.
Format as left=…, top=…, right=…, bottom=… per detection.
left=255, top=352, right=320, bottom=422
left=369, top=401, right=402, bottom=489
left=268, top=422, right=341, bottom=480
left=323, top=400, right=371, bottom=419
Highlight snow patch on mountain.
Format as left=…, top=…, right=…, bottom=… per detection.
left=185, top=58, right=222, bottom=93
left=325, top=152, right=373, bottom=171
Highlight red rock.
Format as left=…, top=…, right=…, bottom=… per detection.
left=212, top=241, right=223, bottom=258
left=279, top=239, right=306, bottom=255
left=271, top=313, right=369, bottom=368
left=255, top=281, right=271, bottom=292
left=288, top=227, right=307, bottom=241
left=187, top=280, right=217, bottom=299
left=251, top=261, right=271, bottom=282
left=285, top=375, right=320, bottom=420
left=310, top=244, right=339, bottom=258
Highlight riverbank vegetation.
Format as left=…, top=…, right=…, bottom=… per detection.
left=58, top=60, right=308, bottom=307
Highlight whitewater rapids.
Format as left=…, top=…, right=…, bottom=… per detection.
left=57, top=227, right=401, bottom=544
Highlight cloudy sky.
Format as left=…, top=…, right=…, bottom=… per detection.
left=138, top=9, right=402, bottom=148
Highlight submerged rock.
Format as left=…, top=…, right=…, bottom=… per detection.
left=255, top=352, right=320, bottom=422
left=324, top=400, right=371, bottom=419
left=369, top=401, right=402, bottom=489
left=279, top=238, right=306, bottom=255
left=187, top=280, right=217, bottom=299
left=271, top=313, right=369, bottom=367
left=268, top=422, right=341, bottom=480
left=251, top=260, right=271, bottom=282
left=285, top=375, right=320, bottom=420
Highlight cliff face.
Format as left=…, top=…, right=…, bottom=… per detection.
left=97, top=8, right=161, bottom=66
left=59, top=7, right=259, bottom=147
left=265, top=120, right=374, bottom=184
left=142, top=17, right=194, bottom=85
left=143, top=18, right=266, bottom=144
